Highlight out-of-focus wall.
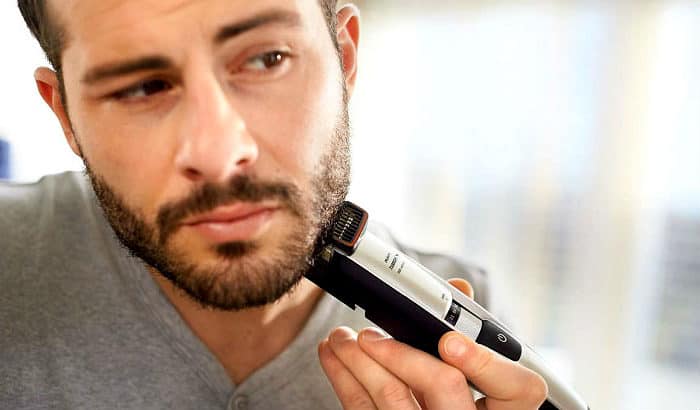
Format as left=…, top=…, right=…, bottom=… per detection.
left=346, top=1, right=700, bottom=410
left=0, top=2, right=83, bottom=181
left=2, top=1, right=699, bottom=409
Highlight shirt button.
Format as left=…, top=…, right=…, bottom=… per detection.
left=231, top=395, right=249, bottom=410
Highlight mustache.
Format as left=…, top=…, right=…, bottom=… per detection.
left=156, top=174, right=303, bottom=245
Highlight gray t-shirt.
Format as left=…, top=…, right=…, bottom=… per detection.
left=0, top=172, right=491, bottom=410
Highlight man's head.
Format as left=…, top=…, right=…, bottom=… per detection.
left=19, top=0, right=360, bottom=310
left=18, top=0, right=344, bottom=107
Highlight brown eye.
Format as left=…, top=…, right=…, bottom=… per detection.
left=262, top=52, right=284, bottom=67
left=242, top=51, right=289, bottom=72
left=114, top=79, right=172, bottom=101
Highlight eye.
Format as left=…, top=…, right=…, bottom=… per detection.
left=112, top=79, right=173, bottom=101
left=240, top=50, right=290, bottom=73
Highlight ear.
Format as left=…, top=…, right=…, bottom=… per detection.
left=34, top=67, right=82, bottom=157
left=335, top=4, right=360, bottom=97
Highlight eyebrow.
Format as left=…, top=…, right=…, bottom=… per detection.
left=81, top=9, right=303, bottom=86
left=214, top=9, right=303, bottom=45
left=82, top=56, right=173, bottom=85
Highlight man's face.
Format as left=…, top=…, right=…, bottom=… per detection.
left=52, top=0, right=353, bottom=309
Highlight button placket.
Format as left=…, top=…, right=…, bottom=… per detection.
left=230, top=394, right=248, bottom=410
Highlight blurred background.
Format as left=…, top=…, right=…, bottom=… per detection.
left=1, top=1, right=699, bottom=409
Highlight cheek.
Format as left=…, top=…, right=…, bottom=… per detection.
left=246, top=58, right=344, bottom=182
left=73, top=107, right=178, bottom=217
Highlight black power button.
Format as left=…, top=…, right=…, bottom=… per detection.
left=475, top=320, right=522, bottom=361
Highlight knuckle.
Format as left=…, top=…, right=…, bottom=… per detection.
left=377, top=382, right=413, bottom=406
left=522, top=372, right=549, bottom=405
left=345, top=391, right=376, bottom=410
left=469, top=346, right=494, bottom=378
left=439, top=367, right=469, bottom=395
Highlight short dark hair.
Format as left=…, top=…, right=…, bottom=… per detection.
left=18, top=0, right=340, bottom=103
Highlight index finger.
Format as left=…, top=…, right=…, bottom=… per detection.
left=357, top=328, right=476, bottom=410
left=318, top=339, right=377, bottom=410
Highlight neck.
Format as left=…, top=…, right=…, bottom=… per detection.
left=149, top=268, right=324, bottom=384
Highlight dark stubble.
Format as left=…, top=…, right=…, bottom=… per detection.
left=84, top=106, right=351, bottom=311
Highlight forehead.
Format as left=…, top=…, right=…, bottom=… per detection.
left=54, top=0, right=325, bottom=66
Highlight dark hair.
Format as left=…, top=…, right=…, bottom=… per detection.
left=18, top=0, right=340, bottom=104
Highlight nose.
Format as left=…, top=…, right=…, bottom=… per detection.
left=174, top=72, right=259, bottom=183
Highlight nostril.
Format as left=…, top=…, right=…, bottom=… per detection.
left=183, top=167, right=202, bottom=180
left=236, top=157, right=251, bottom=167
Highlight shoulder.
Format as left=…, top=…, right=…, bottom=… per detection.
left=366, top=221, right=493, bottom=310
left=0, top=171, right=95, bottom=255
left=0, top=171, right=90, bottom=219
left=0, top=170, right=89, bottom=205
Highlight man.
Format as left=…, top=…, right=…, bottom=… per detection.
left=1, top=1, right=548, bottom=409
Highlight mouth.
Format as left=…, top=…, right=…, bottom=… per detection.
left=182, top=202, right=280, bottom=243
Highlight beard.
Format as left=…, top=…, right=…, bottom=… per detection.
left=83, top=106, right=351, bottom=311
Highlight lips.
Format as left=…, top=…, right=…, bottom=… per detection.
left=182, top=203, right=279, bottom=243
left=184, top=203, right=277, bottom=225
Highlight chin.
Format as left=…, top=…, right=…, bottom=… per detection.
left=154, top=228, right=314, bottom=311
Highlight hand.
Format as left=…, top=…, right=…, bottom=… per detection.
left=318, top=279, right=548, bottom=410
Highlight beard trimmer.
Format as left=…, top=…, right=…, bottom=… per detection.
left=306, top=201, right=589, bottom=410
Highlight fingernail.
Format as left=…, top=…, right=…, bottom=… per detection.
left=444, top=335, right=467, bottom=357
left=360, top=327, right=388, bottom=343
left=329, top=327, right=355, bottom=344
